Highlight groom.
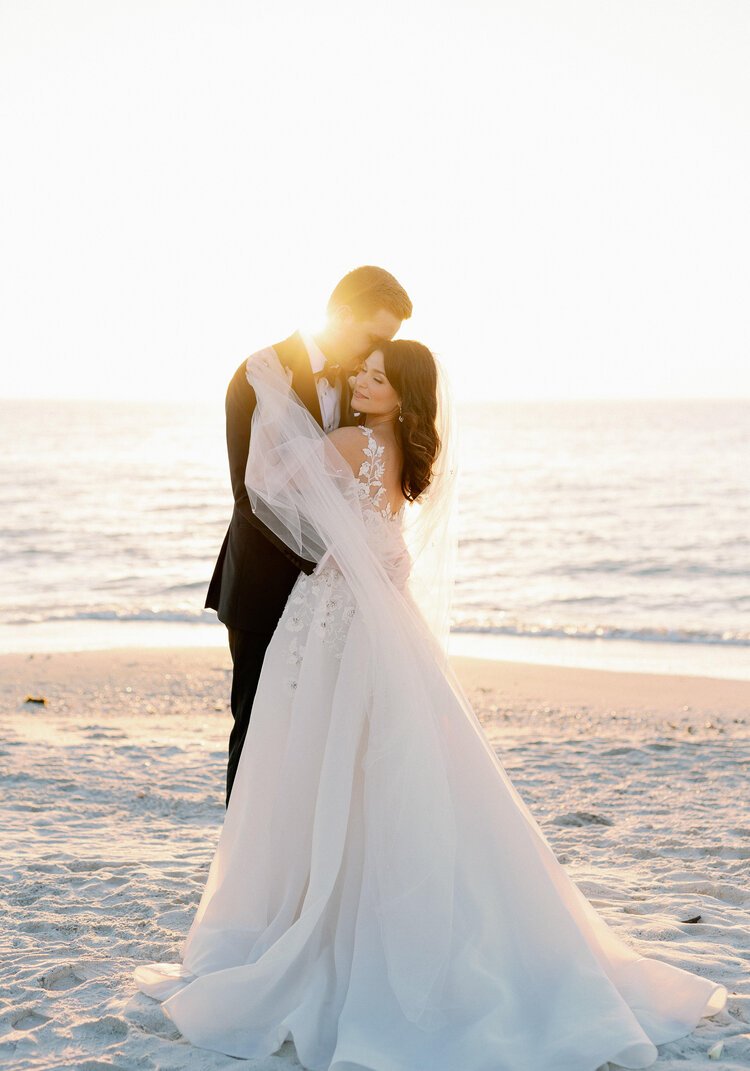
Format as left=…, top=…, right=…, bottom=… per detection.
left=206, top=266, right=413, bottom=805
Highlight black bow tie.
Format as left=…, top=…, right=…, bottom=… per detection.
left=316, top=359, right=342, bottom=385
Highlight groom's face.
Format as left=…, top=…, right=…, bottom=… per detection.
left=332, top=307, right=402, bottom=369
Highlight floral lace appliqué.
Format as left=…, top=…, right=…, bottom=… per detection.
left=280, top=426, right=406, bottom=696
left=356, top=426, right=405, bottom=522
left=280, top=563, right=357, bottom=694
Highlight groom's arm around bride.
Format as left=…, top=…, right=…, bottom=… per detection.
left=205, top=355, right=316, bottom=635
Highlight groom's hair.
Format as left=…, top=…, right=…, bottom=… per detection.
left=327, top=266, right=412, bottom=322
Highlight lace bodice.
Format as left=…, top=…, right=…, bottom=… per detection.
left=355, top=425, right=406, bottom=523
left=352, top=426, right=409, bottom=587
left=279, top=427, right=410, bottom=680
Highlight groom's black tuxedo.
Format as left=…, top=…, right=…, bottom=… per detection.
left=206, top=331, right=357, bottom=803
left=206, top=331, right=358, bottom=630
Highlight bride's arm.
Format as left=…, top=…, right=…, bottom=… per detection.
left=326, top=426, right=366, bottom=478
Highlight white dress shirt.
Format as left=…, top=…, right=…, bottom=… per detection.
left=300, top=331, right=342, bottom=433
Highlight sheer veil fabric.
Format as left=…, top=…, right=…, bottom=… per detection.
left=134, top=348, right=726, bottom=1070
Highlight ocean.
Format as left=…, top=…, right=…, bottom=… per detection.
left=2, top=398, right=748, bottom=679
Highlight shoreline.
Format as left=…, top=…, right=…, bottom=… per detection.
left=3, top=645, right=749, bottom=721
left=1, top=622, right=749, bottom=682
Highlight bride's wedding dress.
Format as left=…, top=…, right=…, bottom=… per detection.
left=135, top=350, right=726, bottom=1070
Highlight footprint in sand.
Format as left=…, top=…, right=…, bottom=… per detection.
left=102, top=873, right=129, bottom=887
left=77, top=1062, right=132, bottom=1071
left=551, top=811, right=614, bottom=827
left=72, top=1014, right=129, bottom=1040
left=12, top=1009, right=51, bottom=1030
left=680, top=881, right=750, bottom=906
left=39, top=964, right=84, bottom=991
left=64, top=859, right=109, bottom=873
left=128, top=995, right=182, bottom=1039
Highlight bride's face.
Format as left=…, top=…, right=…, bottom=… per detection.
left=351, top=351, right=400, bottom=417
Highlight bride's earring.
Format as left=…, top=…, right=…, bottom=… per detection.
left=398, top=402, right=404, bottom=423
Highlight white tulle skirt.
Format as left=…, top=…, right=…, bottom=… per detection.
left=135, top=565, right=726, bottom=1071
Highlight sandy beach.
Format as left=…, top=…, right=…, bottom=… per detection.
left=1, top=647, right=748, bottom=1070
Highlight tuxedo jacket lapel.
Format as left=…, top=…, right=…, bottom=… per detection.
left=272, top=332, right=323, bottom=429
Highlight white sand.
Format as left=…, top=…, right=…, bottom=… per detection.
left=1, top=647, right=748, bottom=1070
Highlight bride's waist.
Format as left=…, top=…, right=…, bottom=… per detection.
left=315, top=549, right=410, bottom=590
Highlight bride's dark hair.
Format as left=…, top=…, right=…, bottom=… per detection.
left=379, top=340, right=441, bottom=502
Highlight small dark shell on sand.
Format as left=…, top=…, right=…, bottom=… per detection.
left=24, top=695, right=47, bottom=705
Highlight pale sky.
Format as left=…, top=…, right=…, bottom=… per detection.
left=1, top=0, right=748, bottom=403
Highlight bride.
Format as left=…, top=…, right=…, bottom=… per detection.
left=135, top=341, right=726, bottom=1070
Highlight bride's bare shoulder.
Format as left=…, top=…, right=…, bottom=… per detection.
left=326, top=426, right=368, bottom=476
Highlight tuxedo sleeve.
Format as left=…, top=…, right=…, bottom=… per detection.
left=225, top=360, right=314, bottom=574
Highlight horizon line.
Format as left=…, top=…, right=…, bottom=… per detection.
left=1, top=394, right=749, bottom=406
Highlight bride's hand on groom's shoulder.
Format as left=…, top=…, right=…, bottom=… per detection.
left=245, top=348, right=292, bottom=389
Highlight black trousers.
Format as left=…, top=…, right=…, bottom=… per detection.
left=225, top=625, right=276, bottom=807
